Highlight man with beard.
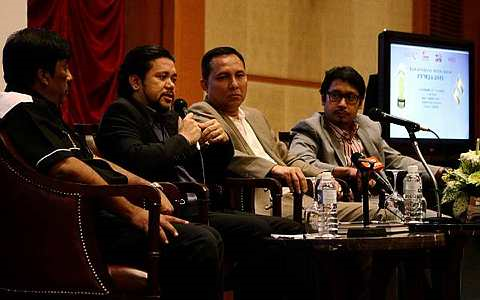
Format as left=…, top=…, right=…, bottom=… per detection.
left=96, top=45, right=305, bottom=300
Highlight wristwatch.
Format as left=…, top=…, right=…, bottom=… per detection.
left=150, top=182, right=163, bottom=191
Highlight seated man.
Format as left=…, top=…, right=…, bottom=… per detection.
left=190, top=46, right=376, bottom=221
left=289, top=66, right=445, bottom=213
left=1, top=28, right=223, bottom=300
left=95, top=45, right=304, bottom=300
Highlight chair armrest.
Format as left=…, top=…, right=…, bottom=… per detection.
left=56, top=182, right=163, bottom=297
left=157, top=182, right=209, bottom=224
left=223, top=177, right=283, bottom=217
left=223, top=177, right=308, bottom=222
left=78, top=183, right=160, bottom=207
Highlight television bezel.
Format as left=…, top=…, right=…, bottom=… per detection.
left=377, top=30, right=475, bottom=148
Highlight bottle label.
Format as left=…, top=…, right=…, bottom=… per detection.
left=323, top=189, right=337, bottom=205
left=405, top=181, right=420, bottom=192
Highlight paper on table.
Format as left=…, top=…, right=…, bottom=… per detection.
left=270, top=234, right=304, bottom=240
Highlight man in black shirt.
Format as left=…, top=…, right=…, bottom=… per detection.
left=96, top=45, right=306, bottom=300
left=1, top=28, right=223, bottom=300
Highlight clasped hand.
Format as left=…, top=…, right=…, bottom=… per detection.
left=198, top=119, right=229, bottom=144
left=179, top=114, right=229, bottom=146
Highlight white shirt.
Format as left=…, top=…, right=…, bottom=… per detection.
left=229, top=108, right=292, bottom=215
left=228, top=108, right=276, bottom=164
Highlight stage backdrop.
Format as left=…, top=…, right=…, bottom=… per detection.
left=0, top=1, right=27, bottom=92
left=28, top=0, right=125, bottom=125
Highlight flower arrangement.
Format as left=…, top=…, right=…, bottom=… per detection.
left=442, top=143, right=480, bottom=219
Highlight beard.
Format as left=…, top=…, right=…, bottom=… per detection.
left=149, top=100, right=170, bottom=113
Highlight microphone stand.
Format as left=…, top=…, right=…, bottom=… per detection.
left=360, top=164, right=372, bottom=227
left=406, top=128, right=443, bottom=220
left=347, top=160, right=387, bottom=237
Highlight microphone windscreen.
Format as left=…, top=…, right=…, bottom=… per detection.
left=368, top=107, right=383, bottom=121
left=173, top=98, right=188, bottom=118
left=351, top=152, right=364, bottom=165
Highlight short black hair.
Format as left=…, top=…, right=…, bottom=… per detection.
left=319, top=66, right=366, bottom=98
left=3, top=27, right=70, bottom=93
left=201, top=46, right=245, bottom=80
left=118, top=45, right=175, bottom=98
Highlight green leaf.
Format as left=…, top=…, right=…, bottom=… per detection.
left=452, top=193, right=468, bottom=218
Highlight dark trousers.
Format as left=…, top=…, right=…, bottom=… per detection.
left=209, top=211, right=305, bottom=300
left=95, top=210, right=224, bottom=300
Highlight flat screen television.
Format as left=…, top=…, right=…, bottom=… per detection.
left=373, top=30, right=474, bottom=164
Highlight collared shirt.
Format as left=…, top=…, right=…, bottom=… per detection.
left=1, top=93, right=127, bottom=184
left=326, top=119, right=364, bottom=167
left=228, top=107, right=276, bottom=164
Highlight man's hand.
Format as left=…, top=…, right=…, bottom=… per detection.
left=178, top=113, right=201, bottom=145
left=158, top=189, right=174, bottom=215
left=270, top=165, right=307, bottom=193
left=130, top=207, right=189, bottom=244
left=332, top=166, right=358, bottom=181
left=198, top=119, right=229, bottom=145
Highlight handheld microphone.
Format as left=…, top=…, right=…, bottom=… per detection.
left=368, top=108, right=429, bottom=132
left=173, top=98, right=200, bottom=151
left=351, top=152, right=394, bottom=194
left=173, top=98, right=189, bottom=118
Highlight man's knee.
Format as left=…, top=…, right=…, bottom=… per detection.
left=173, top=223, right=223, bottom=265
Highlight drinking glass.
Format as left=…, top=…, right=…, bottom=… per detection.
left=384, top=169, right=405, bottom=222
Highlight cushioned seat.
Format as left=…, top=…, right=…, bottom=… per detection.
left=0, top=130, right=163, bottom=299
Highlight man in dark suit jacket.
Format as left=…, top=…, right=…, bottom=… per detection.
left=96, top=45, right=305, bottom=300
left=94, top=84, right=232, bottom=184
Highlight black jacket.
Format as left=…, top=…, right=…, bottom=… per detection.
left=96, top=97, right=233, bottom=183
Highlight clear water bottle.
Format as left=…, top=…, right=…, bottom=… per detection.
left=316, top=172, right=338, bottom=237
left=403, top=165, right=424, bottom=222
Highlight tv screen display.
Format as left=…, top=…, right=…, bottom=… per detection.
left=377, top=30, right=474, bottom=142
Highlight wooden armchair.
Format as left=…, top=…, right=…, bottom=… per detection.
left=219, top=177, right=304, bottom=223
left=73, top=124, right=210, bottom=225
left=74, top=124, right=306, bottom=223
left=0, top=130, right=167, bottom=299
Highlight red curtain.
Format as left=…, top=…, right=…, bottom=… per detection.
left=28, top=0, right=125, bottom=125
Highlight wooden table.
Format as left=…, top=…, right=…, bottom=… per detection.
left=408, top=223, right=480, bottom=300
left=269, top=225, right=447, bottom=300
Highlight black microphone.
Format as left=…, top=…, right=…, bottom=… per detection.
left=351, top=152, right=394, bottom=194
left=173, top=98, right=200, bottom=151
left=173, top=98, right=189, bottom=118
left=368, top=108, right=429, bottom=132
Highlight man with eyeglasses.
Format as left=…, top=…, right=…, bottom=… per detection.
left=289, top=66, right=444, bottom=204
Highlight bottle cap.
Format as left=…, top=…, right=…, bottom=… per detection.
left=407, top=165, right=418, bottom=174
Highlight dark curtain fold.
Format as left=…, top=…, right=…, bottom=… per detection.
left=27, top=0, right=125, bottom=125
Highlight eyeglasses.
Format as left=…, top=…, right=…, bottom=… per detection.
left=326, top=91, right=361, bottom=105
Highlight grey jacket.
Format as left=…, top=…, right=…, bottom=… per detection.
left=289, top=112, right=441, bottom=174
left=190, top=101, right=323, bottom=178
